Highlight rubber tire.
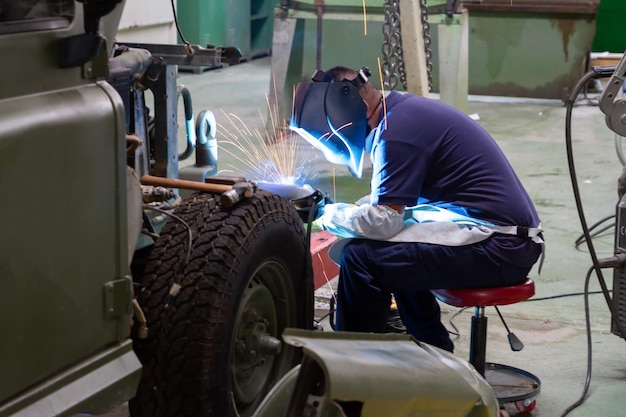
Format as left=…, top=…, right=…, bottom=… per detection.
left=129, top=191, right=313, bottom=417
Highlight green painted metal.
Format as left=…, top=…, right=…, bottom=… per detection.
left=269, top=0, right=469, bottom=123
left=592, top=0, right=626, bottom=53
left=272, top=0, right=600, bottom=118
left=176, top=0, right=246, bottom=55
left=251, top=0, right=279, bottom=57
left=0, top=2, right=140, bottom=415
left=253, top=329, right=499, bottom=417
left=176, top=0, right=279, bottom=59
left=449, top=4, right=598, bottom=100
left=1, top=342, right=141, bottom=417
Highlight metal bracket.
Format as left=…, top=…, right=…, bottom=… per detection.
left=104, top=277, right=133, bottom=319
left=116, top=42, right=241, bottom=67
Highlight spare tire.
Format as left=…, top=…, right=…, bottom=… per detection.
left=129, top=190, right=313, bottom=417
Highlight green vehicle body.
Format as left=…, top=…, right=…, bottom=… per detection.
left=0, top=2, right=140, bottom=416
left=0, top=2, right=317, bottom=416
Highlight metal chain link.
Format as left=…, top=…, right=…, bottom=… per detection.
left=421, top=0, right=433, bottom=91
left=381, top=0, right=433, bottom=92
left=381, top=0, right=404, bottom=90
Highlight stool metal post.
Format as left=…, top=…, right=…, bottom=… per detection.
left=432, top=278, right=541, bottom=413
left=469, top=306, right=488, bottom=376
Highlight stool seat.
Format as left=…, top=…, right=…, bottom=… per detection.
left=433, top=278, right=535, bottom=308
left=432, top=277, right=541, bottom=413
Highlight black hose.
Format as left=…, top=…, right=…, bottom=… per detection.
left=559, top=266, right=594, bottom=417
left=170, top=0, right=191, bottom=48
left=565, top=69, right=624, bottom=332
left=561, top=66, right=626, bottom=417
left=574, top=214, right=615, bottom=249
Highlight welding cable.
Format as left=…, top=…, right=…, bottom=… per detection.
left=304, top=192, right=324, bottom=245
left=559, top=66, right=626, bottom=416
left=304, top=193, right=323, bottom=330
left=573, top=131, right=626, bottom=247
left=559, top=266, right=595, bottom=417
left=142, top=204, right=193, bottom=300
left=446, top=307, right=469, bottom=338
left=315, top=307, right=335, bottom=331
left=169, top=0, right=192, bottom=53
left=522, top=290, right=609, bottom=302
left=574, top=214, right=614, bottom=249
left=565, top=67, right=626, bottom=337
left=445, top=290, right=612, bottom=342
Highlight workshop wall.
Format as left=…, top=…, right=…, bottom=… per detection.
left=116, top=0, right=177, bottom=44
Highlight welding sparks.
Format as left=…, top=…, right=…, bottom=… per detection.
left=317, top=252, right=337, bottom=305
left=376, top=57, right=388, bottom=130
left=217, top=101, right=320, bottom=187
left=362, top=0, right=367, bottom=36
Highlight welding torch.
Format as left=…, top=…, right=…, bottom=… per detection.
left=140, top=175, right=332, bottom=225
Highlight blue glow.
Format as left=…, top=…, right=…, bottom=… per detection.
left=289, top=121, right=364, bottom=178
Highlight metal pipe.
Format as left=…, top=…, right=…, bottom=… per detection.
left=140, top=175, right=232, bottom=193
left=315, top=0, right=324, bottom=69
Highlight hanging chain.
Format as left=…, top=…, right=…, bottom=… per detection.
left=381, top=0, right=433, bottom=92
left=381, top=0, right=404, bottom=90
left=421, top=0, right=433, bottom=91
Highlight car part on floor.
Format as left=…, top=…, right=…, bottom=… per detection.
left=253, top=328, right=499, bottom=417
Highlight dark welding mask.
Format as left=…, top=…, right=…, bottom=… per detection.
left=290, top=67, right=371, bottom=178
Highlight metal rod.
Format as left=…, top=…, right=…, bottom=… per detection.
left=140, top=175, right=232, bottom=193
left=315, top=0, right=324, bottom=69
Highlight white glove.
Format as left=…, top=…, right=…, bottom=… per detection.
left=355, top=194, right=371, bottom=206
left=316, top=202, right=405, bottom=240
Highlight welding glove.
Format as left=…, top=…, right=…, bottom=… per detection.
left=314, top=202, right=405, bottom=240
left=355, top=194, right=371, bottom=206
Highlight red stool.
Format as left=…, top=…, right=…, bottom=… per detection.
left=432, top=278, right=540, bottom=415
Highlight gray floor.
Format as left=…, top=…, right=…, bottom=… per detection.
left=177, top=57, right=626, bottom=417
left=133, top=57, right=626, bottom=416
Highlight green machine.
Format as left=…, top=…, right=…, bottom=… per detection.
left=269, top=0, right=601, bottom=119
left=175, top=0, right=278, bottom=61
left=592, top=0, right=626, bottom=53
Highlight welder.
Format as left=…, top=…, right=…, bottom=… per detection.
left=290, top=65, right=544, bottom=352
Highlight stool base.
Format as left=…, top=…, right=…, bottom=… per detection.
left=485, top=362, right=541, bottom=406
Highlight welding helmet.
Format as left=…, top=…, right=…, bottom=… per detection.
left=290, top=66, right=371, bottom=178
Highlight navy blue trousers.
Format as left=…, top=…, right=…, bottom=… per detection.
left=335, top=239, right=534, bottom=352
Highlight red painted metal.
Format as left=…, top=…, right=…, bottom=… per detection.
left=432, top=278, right=535, bottom=308
left=310, top=231, right=340, bottom=290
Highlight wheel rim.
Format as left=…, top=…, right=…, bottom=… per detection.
left=231, top=260, right=293, bottom=411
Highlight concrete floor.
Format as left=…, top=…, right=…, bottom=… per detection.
left=174, top=57, right=626, bottom=417
left=115, top=57, right=626, bottom=417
